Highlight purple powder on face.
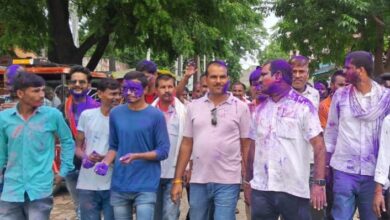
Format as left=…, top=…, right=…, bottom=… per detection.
left=123, top=80, right=144, bottom=99
left=70, top=89, right=89, bottom=99
left=223, top=80, right=230, bottom=94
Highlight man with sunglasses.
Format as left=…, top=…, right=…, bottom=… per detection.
left=60, top=65, right=100, bottom=219
left=171, top=60, right=251, bottom=220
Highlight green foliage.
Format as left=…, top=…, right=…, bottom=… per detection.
left=0, top=0, right=266, bottom=72
left=273, top=0, right=390, bottom=72
left=258, top=40, right=289, bottom=64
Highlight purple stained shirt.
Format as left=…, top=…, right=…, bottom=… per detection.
left=249, top=89, right=322, bottom=199
left=183, top=93, right=251, bottom=184
left=324, top=82, right=390, bottom=176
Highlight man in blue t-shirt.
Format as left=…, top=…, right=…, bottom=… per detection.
left=95, top=70, right=170, bottom=219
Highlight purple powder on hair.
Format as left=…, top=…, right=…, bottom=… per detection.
left=123, top=80, right=144, bottom=99
left=5, top=65, right=23, bottom=85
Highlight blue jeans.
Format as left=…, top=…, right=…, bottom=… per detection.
left=110, top=190, right=156, bottom=220
left=0, top=193, right=53, bottom=220
left=65, top=169, right=81, bottom=219
left=250, top=189, right=311, bottom=220
left=189, top=183, right=240, bottom=220
left=79, top=189, right=114, bottom=220
left=332, top=169, right=376, bottom=220
left=154, top=178, right=180, bottom=220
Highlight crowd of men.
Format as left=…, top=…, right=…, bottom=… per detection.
left=0, top=50, right=390, bottom=220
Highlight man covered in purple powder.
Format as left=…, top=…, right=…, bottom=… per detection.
left=325, top=51, right=390, bottom=220
left=249, top=59, right=327, bottom=219
left=60, top=65, right=100, bottom=219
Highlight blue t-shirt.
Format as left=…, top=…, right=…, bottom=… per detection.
left=109, top=104, right=170, bottom=192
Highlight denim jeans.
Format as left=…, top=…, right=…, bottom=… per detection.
left=332, top=169, right=376, bottom=220
left=65, top=169, right=81, bottom=219
left=0, top=193, right=53, bottom=220
left=78, top=189, right=114, bottom=220
left=189, top=183, right=240, bottom=220
left=250, top=189, right=311, bottom=220
left=154, top=178, right=180, bottom=220
left=110, top=190, right=156, bottom=220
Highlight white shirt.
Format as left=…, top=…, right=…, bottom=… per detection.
left=299, top=85, right=320, bottom=109
left=325, top=83, right=385, bottom=176
left=298, top=85, right=320, bottom=163
left=76, top=108, right=113, bottom=190
left=375, top=115, right=390, bottom=185
left=152, top=97, right=187, bottom=179
left=249, top=89, right=322, bottom=199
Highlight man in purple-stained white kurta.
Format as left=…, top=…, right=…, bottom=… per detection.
left=171, top=60, right=251, bottom=220
left=325, top=51, right=390, bottom=220
left=249, top=59, right=327, bottom=220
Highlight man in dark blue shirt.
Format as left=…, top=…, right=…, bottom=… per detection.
left=95, top=70, right=170, bottom=219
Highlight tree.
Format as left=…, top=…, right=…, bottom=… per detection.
left=257, top=40, right=289, bottom=64
left=273, top=0, right=390, bottom=76
left=0, top=0, right=265, bottom=72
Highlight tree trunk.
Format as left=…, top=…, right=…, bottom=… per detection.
left=86, top=35, right=110, bottom=71
left=373, top=15, right=385, bottom=76
left=46, top=0, right=111, bottom=70
left=47, top=0, right=80, bottom=65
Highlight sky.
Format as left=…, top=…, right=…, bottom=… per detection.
left=240, top=12, right=279, bottom=70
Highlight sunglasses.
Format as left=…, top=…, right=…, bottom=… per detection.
left=69, top=79, right=87, bottom=85
left=211, top=108, right=217, bottom=126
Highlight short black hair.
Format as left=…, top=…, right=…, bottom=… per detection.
left=13, top=72, right=45, bottom=92
left=205, top=60, right=228, bottom=76
left=345, top=51, right=373, bottom=77
left=232, top=81, right=246, bottom=91
left=331, top=70, right=346, bottom=83
left=123, top=71, right=148, bottom=88
left=69, top=65, right=92, bottom=82
left=155, top=74, right=176, bottom=88
left=96, top=78, right=120, bottom=91
left=136, top=60, right=157, bottom=74
left=270, top=59, right=293, bottom=85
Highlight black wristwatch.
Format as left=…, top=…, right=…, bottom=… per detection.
left=312, top=179, right=326, bottom=186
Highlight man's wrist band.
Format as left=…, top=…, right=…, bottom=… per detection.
left=172, top=178, right=183, bottom=184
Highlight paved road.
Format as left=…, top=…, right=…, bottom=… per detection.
left=50, top=187, right=248, bottom=220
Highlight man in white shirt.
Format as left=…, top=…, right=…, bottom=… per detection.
left=325, top=51, right=390, bottom=220
left=151, top=74, right=187, bottom=220
left=75, top=78, right=121, bottom=220
left=289, top=55, right=320, bottom=108
left=289, top=55, right=323, bottom=220
left=249, top=59, right=326, bottom=219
